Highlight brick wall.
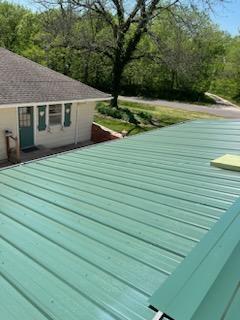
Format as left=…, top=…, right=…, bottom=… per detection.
left=91, top=122, right=123, bottom=143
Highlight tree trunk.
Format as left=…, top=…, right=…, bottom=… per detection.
left=111, top=60, right=123, bottom=108
left=170, top=70, right=176, bottom=90
left=111, top=91, right=119, bottom=108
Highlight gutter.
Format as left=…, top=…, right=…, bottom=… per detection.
left=0, top=97, right=111, bottom=109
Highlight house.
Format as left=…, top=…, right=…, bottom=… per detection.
left=0, top=119, right=239, bottom=320
left=0, top=48, right=110, bottom=161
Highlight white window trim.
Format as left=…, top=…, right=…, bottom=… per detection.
left=61, top=104, right=65, bottom=127
left=47, top=103, right=64, bottom=129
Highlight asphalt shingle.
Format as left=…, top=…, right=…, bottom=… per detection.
left=0, top=48, right=109, bottom=105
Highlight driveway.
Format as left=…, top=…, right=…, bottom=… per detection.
left=119, top=95, right=240, bottom=119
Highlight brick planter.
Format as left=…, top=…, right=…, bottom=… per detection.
left=91, top=122, right=123, bottom=143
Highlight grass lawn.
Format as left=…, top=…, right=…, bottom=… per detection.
left=120, top=100, right=219, bottom=123
left=94, top=115, right=153, bottom=136
left=94, top=101, right=219, bottom=135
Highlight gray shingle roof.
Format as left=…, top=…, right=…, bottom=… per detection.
left=0, top=48, right=110, bottom=106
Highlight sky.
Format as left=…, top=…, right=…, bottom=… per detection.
left=210, top=0, right=240, bottom=35
left=9, top=0, right=240, bottom=36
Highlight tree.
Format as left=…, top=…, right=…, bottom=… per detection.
left=0, top=2, right=45, bottom=63
left=117, top=7, right=225, bottom=102
left=36, top=0, right=221, bottom=107
left=0, top=2, right=28, bottom=50
left=147, top=8, right=225, bottom=99
left=0, top=0, right=228, bottom=105
left=211, top=35, right=240, bottom=102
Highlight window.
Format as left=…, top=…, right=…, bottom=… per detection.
left=49, top=104, right=62, bottom=126
left=19, top=107, right=32, bottom=127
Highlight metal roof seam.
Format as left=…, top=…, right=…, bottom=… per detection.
left=1, top=119, right=240, bottom=320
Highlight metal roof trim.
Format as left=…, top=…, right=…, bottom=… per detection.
left=149, top=197, right=240, bottom=320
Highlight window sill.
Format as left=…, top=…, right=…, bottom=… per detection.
left=48, top=124, right=62, bottom=128
left=48, top=125, right=63, bottom=132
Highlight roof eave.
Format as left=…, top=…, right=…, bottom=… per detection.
left=0, top=96, right=112, bottom=109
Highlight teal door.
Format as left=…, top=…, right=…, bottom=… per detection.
left=18, top=106, right=34, bottom=149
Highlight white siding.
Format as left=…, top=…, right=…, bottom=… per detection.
left=35, top=102, right=95, bottom=148
left=0, top=107, right=18, bottom=161
left=76, top=102, right=95, bottom=142
left=0, top=101, right=95, bottom=161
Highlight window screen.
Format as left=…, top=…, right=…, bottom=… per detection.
left=49, top=104, right=62, bottom=126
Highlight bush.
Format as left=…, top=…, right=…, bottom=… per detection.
left=96, top=104, right=122, bottom=119
left=96, top=103, right=158, bottom=126
left=136, top=111, right=154, bottom=124
left=97, top=103, right=158, bottom=126
left=96, top=103, right=140, bottom=125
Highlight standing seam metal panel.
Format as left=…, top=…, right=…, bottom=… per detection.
left=0, top=119, right=240, bottom=320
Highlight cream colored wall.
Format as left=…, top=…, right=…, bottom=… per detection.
left=0, top=107, right=18, bottom=161
left=35, top=101, right=95, bottom=148
left=0, top=101, right=95, bottom=161
left=76, top=102, right=95, bottom=143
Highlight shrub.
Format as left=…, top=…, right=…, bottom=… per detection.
left=97, top=104, right=122, bottom=119
left=136, top=111, right=154, bottom=124
left=96, top=103, right=140, bottom=125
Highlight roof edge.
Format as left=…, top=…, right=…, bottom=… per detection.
left=0, top=97, right=111, bottom=109
left=0, top=120, right=194, bottom=172
left=149, top=197, right=240, bottom=320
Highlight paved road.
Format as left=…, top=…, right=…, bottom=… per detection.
left=119, top=95, right=240, bottom=119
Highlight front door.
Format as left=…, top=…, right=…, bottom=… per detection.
left=18, top=106, right=34, bottom=149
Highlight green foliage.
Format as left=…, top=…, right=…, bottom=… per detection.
left=0, top=1, right=238, bottom=104
left=135, top=111, right=154, bottom=125
left=0, top=1, right=28, bottom=50
left=97, top=102, right=156, bottom=126
left=0, top=2, right=46, bottom=63
left=96, top=100, right=217, bottom=129
left=95, top=101, right=218, bottom=136
left=94, top=115, right=152, bottom=136
left=97, top=103, right=123, bottom=119
left=96, top=103, right=140, bottom=125
left=211, top=36, right=240, bottom=103
left=121, top=9, right=225, bottom=102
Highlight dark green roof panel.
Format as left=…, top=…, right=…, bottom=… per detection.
left=0, top=119, right=240, bottom=320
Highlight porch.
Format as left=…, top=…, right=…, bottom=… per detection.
left=0, top=140, right=93, bottom=169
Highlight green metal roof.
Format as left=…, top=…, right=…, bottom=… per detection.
left=0, top=119, right=240, bottom=320
left=149, top=197, right=240, bottom=320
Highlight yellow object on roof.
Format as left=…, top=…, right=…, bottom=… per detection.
left=211, top=154, right=240, bottom=171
